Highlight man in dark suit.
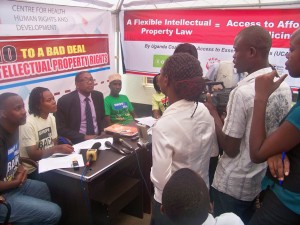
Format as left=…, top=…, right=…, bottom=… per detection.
left=56, top=71, right=105, bottom=144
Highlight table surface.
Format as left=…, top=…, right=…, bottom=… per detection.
left=53, top=134, right=140, bottom=182
left=42, top=127, right=152, bottom=225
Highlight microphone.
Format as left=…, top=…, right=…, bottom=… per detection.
left=85, top=142, right=101, bottom=167
left=105, top=141, right=128, bottom=155
left=119, top=138, right=134, bottom=151
left=113, top=134, right=134, bottom=152
left=137, top=141, right=152, bottom=151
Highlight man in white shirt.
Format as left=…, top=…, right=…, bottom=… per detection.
left=205, top=26, right=292, bottom=224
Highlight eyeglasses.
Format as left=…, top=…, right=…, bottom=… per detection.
left=79, top=78, right=94, bottom=83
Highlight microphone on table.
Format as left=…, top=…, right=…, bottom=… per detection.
left=105, top=141, right=128, bottom=155
left=85, top=142, right=101, bottom=167
left=113, top=134, right=134, bottom=152
left=137, top=140, right=152, bottom=151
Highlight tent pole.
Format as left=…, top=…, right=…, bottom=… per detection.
left=114, top=0, right=125, bottom=73
left=121, top=1, right=300, bottom=9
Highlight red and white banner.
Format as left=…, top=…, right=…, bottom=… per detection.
left=0, top=0, right=114, bottom=101
left=0, top=35, right=109, bottom=84
left=120, top=9, right=300, bottom=88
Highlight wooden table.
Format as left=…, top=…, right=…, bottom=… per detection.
left=42, top=134, right=152, bottom=225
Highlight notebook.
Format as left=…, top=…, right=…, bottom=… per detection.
left=104, top=124, right=138, bottom=137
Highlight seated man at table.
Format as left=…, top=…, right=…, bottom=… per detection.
left=56, top=71, right=105, bottom=144
left=104, top=73, right=136, bottom=126
left=0, top=93, right=61, bottom=225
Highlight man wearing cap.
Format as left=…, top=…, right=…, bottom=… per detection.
left=104, top=73, right=136, bottom=126
left=56, top=71, right=105, bottom=144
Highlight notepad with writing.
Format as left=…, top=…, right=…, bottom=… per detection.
left=104, top=124, right=138, bottom=137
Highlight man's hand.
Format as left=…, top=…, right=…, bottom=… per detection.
left=56, top=144, right=74, bottom=154
left=14, top=165, right=27, bottom=187
left=204, top=93, right=219, bottom=119
left=267, top=154, right=290, bottom=181
left=16, top=164, right=26, bottom=174
left=84, top=135, right=97, bottom=141
left=220, top=111, right=227, bottom=124
left=255, top=71, right=288, bottom=102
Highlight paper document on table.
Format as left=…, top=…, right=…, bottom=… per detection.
left=135, top=117, right=157, bottom=127
left=72, top=138, right=113, bottom=153
left=38, top=153, right=84, bottom=173
left=51, top=152, right=70, bottom=157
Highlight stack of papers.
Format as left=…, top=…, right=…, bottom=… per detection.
left=38, top=137, right=113, bottom=173
left=135, top=117, right=157, bottom=127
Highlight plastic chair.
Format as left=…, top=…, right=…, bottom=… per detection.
left=20, top=157, right=38, bottom=169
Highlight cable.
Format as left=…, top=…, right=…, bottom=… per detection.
left=80, top=166, right=94, bottom=225
left=133, top=148, right=152, bottom=198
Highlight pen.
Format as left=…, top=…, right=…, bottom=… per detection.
left=59, top=137, right=72, bottom=145
left=279, top=151, right=286, bottom=185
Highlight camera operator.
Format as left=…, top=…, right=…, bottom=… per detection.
left=205, top=60, right=247, bottom=89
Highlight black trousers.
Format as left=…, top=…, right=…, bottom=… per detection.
left=209, top=156, right=219, bottom=201
left=248, top=189, right=300, bottom=225
left=150, top=198, right=172, bottom=225
left=211, top=187, right=256, bottom=224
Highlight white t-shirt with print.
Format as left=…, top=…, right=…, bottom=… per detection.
left=20, top=114, right=57, bottom=174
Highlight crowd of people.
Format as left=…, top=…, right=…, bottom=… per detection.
left=150, top=26, right=299, bottom=225
left=0, top=25, right=300, bottom=225
left=0, top=70, right=137, bottom=223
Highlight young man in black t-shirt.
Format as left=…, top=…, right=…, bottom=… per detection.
left=0, top=93, right=61, bottom=225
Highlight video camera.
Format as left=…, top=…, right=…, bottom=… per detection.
left=199, top=81, right=233, bottom=114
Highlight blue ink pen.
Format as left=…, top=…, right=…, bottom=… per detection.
left=279, top=151, right=286, bottom=185
left=59, top=137, right=72, bottom=145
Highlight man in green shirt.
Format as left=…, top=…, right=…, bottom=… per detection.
left=104, top=74, right=136, bottom=126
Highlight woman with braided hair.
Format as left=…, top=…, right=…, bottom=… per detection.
left=150, top=53, right=218, bottom=225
